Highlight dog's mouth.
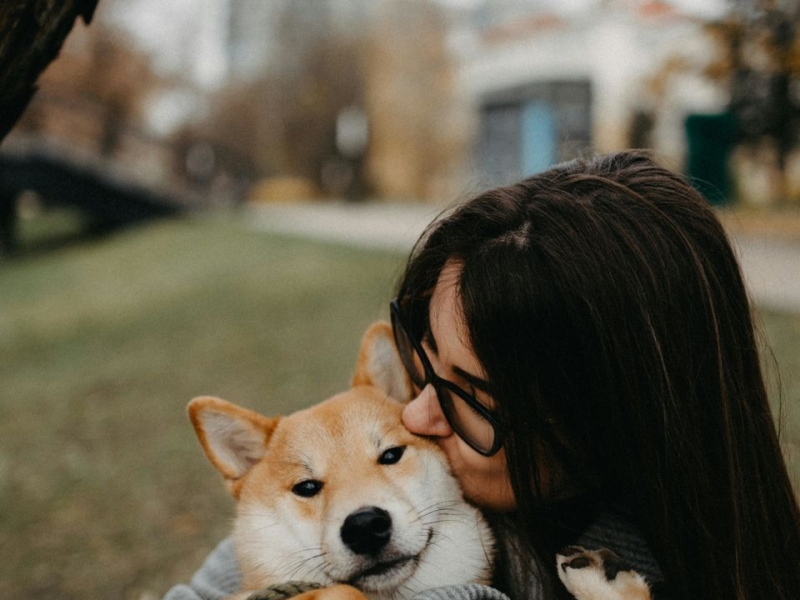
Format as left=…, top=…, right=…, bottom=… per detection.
left=349, top=554, right=418, bottom=584
left=345, top=529, right=433, bottom=591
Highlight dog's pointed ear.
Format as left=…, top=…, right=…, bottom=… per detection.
left=188, top=396, right=280, bottom=495
left=352, top=321, right=413, bottom=402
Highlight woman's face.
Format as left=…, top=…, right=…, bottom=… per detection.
left=400, top=261, right=517, bottom=512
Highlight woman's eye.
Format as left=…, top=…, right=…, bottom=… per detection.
left=379, top=446, right=406, bottom=465
left=471, top=386, right=498, bottom=413
left=291, top=479, right=323, bottom=497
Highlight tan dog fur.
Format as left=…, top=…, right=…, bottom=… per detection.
left=188, top=322, right=495, bottom=600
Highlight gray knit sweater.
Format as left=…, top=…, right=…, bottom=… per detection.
left=162, top=512, right=663, bottom=600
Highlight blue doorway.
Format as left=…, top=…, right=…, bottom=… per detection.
left=521, top=101, right=557, bottom=177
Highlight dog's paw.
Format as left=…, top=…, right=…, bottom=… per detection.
left=556, top=546, right=651, bottom=600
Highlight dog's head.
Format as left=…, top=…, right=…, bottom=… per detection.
left=187, top=321, right=414, bottom=498
left=187, top=321, right=493, bottom=598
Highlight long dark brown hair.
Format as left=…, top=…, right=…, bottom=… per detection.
left=396, top=152, right=800, bottom=600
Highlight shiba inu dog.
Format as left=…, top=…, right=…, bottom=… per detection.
left=188, top=321, right=652, bottom=600
left=188, top=322, right=495, bottom=600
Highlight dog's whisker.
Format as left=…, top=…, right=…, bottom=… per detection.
left=283, top=559, right=321, bottom=582
left=423, top=517, right=471, bottom=528
left=279, top=550, right=327, bottom=581
left=395, top=584, right=413, bottom=600
left=417, top=499, right=462, bottom=513
left=249, top=524, right=285, bottom=536
left=420, top=508, right=468, bottom=519
left=305, top=557, right=331, bottom=582
left=370, top=396, right=393, bottom=447
left=235, top=514, right=284, bottom=524
left=411, top=503, right=452, bottom=521
left=419, top=509, right=465, bottom=522
left=419, top=512, right=469, bottom=526
left=402, top=570, right=437, bottom=599
left=430, top=531, right=456, bottom=548
left=271, top=547, right=324, bottom=571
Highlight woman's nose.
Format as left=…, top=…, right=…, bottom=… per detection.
left=401, top=384, right=453, bottom=438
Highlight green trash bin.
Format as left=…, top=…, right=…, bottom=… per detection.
left=684, top=112, right=737, bottom=205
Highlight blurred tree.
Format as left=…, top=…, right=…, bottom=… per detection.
left=4, top=1, right=198, bottom=181
left=0, top=0, right=99, bottom=256
left=365, top=0, right=464, bottom=200
left=193, top=0, right=367, bottom=198
left=274, top=3, right=366, bottom=194
left=195, top=0, right=461, bottom=202
left=706, top=1, right=800, bottom=170
left=17, top=25, right=162, bottom=158
left=0, top=0, right=99, bottom=141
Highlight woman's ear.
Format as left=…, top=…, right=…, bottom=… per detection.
left=352, top=321, right=414, bottom=402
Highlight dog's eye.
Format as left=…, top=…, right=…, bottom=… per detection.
left=379, top=446, right=406, bottom=465
left=292, top=479, right=323, bottom=498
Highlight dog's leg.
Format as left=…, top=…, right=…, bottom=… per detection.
left=556, top=546, right=651, bottom=600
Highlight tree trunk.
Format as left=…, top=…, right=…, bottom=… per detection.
left=0, top=0, right=99, bottom=141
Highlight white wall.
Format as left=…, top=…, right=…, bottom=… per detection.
left=456, top=9, right=727, bottom=164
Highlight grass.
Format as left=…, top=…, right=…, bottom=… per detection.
left=758, top=310, right=800, bottom=486
left=0, top=215, right=406, bottom=599
left=0, top=214, right=798, bottom=599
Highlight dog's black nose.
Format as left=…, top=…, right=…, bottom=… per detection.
left=341, top=506, right=392, bottom=555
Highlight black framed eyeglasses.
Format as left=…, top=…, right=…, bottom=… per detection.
left=390, top=298, right=505, bottom=456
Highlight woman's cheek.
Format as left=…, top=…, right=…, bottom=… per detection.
left=440, top=438, right=516, bottom=511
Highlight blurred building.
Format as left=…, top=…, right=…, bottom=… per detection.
left=214, top=0, right=738, bottom=201
left=453, top=1, right=727, bottom=189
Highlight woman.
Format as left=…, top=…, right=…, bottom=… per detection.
left=165, top=152, right=800, bottom=600
left=391, top=151, right=799, bottom=599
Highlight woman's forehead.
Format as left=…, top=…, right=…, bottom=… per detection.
left=430, top=260, right=464, bottom=328
left=429, top=260, right=484, bottom=370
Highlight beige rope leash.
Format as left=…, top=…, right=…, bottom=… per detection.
left=246, top=581, right=323, bottom=600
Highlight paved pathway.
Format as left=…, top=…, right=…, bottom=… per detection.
left=730, top=234, right=800, bottom=313
left=246, top=203, right=444, bottom=253
left=247, top=203, right=800, bottom=313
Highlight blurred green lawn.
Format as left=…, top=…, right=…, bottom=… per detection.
left=0, top=216, right=406, bottom=599
left=0, top=215, right=797, bottom=599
